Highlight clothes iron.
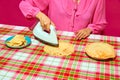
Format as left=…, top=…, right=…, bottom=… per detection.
left=33, top=22, right=58, bottom=46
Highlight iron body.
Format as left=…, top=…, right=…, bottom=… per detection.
left=33, top=22, right=58, bottom=46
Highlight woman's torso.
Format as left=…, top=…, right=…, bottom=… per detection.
left=46, top=0, right=97, bottom=32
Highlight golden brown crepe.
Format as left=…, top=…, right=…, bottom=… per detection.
left=84, top=42, right=116, bottom=60
left=44, top=41, right=74, bottom=57
left=6, top=35, right=26, bottom=47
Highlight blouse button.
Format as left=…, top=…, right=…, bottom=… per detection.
left=76, top=15, right=79, bottom=17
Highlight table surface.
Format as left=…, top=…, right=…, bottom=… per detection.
left=0, top=24, right=120, bottom=80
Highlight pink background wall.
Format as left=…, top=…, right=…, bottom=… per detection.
left=0, top=0, right=36, bottom=27
left=0, top=0, right=120, bottom=36
left=103, top=0, right=120, bottom=36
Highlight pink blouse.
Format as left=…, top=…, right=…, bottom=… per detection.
left=19, top=0, right=107, bottom=34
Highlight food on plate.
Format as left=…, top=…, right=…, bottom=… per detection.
left=44, top=41, right=74, bottom=57
left=84, top=42, right=116, bottom=60
left=6, top=35, right=26, bottom=47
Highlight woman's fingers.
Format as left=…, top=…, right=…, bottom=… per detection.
left=40, top=18, right=45, bottom=29
left=36, top=12, right=56, bottom=32
left=42, top=21, right=56, bottom=32
left=75, top=28, right=92, bottom=40
left=76, top=31, right=82, bottom=40
left=76, top=31, right=86, bottom=40
left=36, top=12, right=51, bottom=32
left=45, top=23, right=50, bottom=31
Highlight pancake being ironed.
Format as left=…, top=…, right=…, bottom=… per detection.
left=44, top=41, right=74, bottom=57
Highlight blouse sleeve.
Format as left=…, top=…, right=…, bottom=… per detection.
left=19, top=0, right=49, bottom=19
left=87, top=0, right=107, bottom=34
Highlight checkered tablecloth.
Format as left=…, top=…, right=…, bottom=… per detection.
left=0, top=24, right=120, bottom=80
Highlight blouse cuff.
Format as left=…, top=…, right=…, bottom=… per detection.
left=26, top=8, right=40, bottom=18
left=87, top=24, right=102, bottom=34
left=87, top=24, right=95, bottom=33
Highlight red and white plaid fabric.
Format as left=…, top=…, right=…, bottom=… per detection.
left=0, top=24, right=120, bottom=80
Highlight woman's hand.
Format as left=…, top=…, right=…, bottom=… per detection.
left=75, top=28, right=92, bottom=40
left=36, top=12, right=55, bottom=31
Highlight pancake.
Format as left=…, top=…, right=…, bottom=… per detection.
left=85, top=42, right=116, bottom=60
left=6, top=35, right=26, bottom=47
left=44, top=41, right=74, bottom=57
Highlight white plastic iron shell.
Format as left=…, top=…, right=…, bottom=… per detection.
left=33, top=22, right=58, bottom=46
